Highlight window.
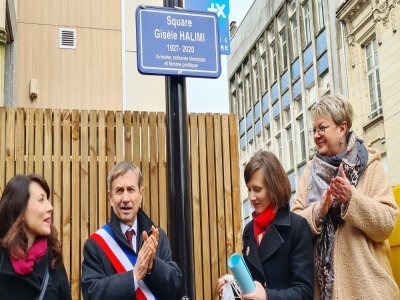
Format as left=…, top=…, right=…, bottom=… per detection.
left=297, top=115, right=306, bottom=162
left=269, top=26, right=278, bottom=82
left=253, top=63, right=260, bottom=100
left=245, top=74, right=252, bottom=110
left=261, top=53, right=268, bottom=92
left=230, top=91, right=237, bottom=114
left=239, top=117, right=246, bottom=150
left=242, top=198, right=252, bottom=225
left=230, top=78, right=237, bottom=114
left=286, top=126, right=294, bottom=170
left=302, top=1, right=312, bottom=45
left=278, top=14, right=288, bottom=72
left=289, top=1, right=299, bottom=59
left=365, top=38, right=382, bottom=119
left=316, top=0, right=325, bottom=32
left=276, top=133, right=283, bottom=162
left=238, top=83, right=244, bottom=116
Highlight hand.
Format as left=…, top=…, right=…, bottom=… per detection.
left=329, top=163, right=352, bottom=204
left=315, top=190, right=334, bottom=227
left=241, top=281, right=267, bottom=300
left=142, top=226, right=159, bottom=272
left=133, top=229, right=158, bottom=280
left=217, top=277, right=226, bottom=298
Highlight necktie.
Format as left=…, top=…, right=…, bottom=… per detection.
left=125, top=229, right=134, bottom=249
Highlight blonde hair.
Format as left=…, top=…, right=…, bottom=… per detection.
left=107, top=161, right=143, bottom=191
left=312, top=94, right=353, bottom=130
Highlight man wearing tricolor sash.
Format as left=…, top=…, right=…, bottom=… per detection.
left=81, top=162, right=182, bottom=300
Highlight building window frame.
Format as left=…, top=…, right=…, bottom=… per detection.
left=302, top=0, right=312, bottom=47
left=278, top=12, right=289, bottom=73
left=268, top=25, right=278, bottom=83
left=365, top=37, right=382, bottom=119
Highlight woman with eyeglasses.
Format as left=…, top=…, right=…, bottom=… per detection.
left=0, top=174, right=71, bottom=300
left=292, top=94, right=399, bottom=300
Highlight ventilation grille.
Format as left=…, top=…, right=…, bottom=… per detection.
left=59, top=28, right=76, bottom=49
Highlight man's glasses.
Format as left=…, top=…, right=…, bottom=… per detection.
left=309, top=125, right=329, bottom=137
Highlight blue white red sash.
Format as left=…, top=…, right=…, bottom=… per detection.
left=90, top=224, right=156, bottom=300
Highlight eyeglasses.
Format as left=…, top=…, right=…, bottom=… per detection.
left=309, top=125, right=329, bottom=137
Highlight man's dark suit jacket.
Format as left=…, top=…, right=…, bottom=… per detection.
left=242, top=207, right=314, bottom=300
left=81, top=208, right=182, bottom=300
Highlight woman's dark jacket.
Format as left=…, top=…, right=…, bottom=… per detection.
left=0, top=247, right=71, bottom=300
left=242, top=207, right=314, bottom=300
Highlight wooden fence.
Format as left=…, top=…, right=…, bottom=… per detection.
left=0, top=108, right=242, bottom=300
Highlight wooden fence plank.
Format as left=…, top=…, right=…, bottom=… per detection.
left=141, top=112, right=150, bottom=216
left=89, top=111, right=98, bottom=233
left=5, top=108, right=15, bottom=182
left=214, top=114, right=227, bottom=277
left=124, top=111, right=132, bottom=162
left=80, top=111, right=89, bottom=300
left=53, top=110, right=62, bottom=239
left=229, top=114, right=242, bottom=253
left=149, top=112, right=158, bottom=224
left=0, top=108, right=6, bottom=193
left=80, top=111, right=89, bottom=255
left=34, top=110, right=44, bottom=176
left=157, top=113, right=167, bottom=234
left=198, top=114, right=211, bottom=300
left=205, top=113, right=218, bottom=299
left=44, top=109, right=53, bottom=190
left=221, top=114, right=234, bottom=259
left=71, top=110, right=80, bottom=300
left=62, top=110, right=71, bottom=280
left=98, top=111, right=107, bottom=225
left=189, top=114, right=203, bottom=300
left=26, top=109, right=35, bottom=174
left=15, top=108, right=25, bottom=174
left=106, top=111, right=116, bottom=220
left=132, top=111, right=140, bottom=167
left=115, top=111, right=123, bottom=163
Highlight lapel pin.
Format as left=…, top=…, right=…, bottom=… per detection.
left=246, top=246, right=250, bottom=256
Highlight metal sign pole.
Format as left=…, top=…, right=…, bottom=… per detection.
left=164, top=1, right=195, bottom=299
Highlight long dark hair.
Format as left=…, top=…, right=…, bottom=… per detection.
left=0, top=174, right=63, bottom=269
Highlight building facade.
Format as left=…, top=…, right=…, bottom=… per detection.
left=228, top=0, right=347, bottom=225
left=12, top=0, right=165, bottom=111
left=1, top=0, right=16, bottom=107
left=337, top=0, right=400, bottom=186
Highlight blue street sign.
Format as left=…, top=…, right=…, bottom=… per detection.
left=186, top=0, right=230, bottom=55
left=136, top=6, right=221, bottom=78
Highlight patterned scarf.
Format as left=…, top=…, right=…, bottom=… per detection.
left=252, top=204, right=276, bottom=246
left=307, top=131, right=368, bottom=300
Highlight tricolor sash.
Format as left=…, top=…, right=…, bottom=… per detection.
left=90, top=224, right=156, bottom=300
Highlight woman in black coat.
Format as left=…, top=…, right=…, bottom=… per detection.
left=0, top=174, right=71, bottom=300
left=218, top=151, right=313, bottom=300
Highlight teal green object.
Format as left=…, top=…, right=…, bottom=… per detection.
left=228, top=253, right=255, bottom=294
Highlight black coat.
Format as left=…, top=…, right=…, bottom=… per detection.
left=0, top=248, right=71, bottom=300
left=81, top=208, right=182, bottom=300
left=242, top=207, right=314, bottom=300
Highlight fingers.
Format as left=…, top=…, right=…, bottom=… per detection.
left=329, top=168, right=352, bottom=203
left=152, top=226, right=160, bottom=241
left=135, top=236, right=158, bottom=280
left=217, top=278, right=226, bottom=297
left=339, top=163, right=346, bottom=178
